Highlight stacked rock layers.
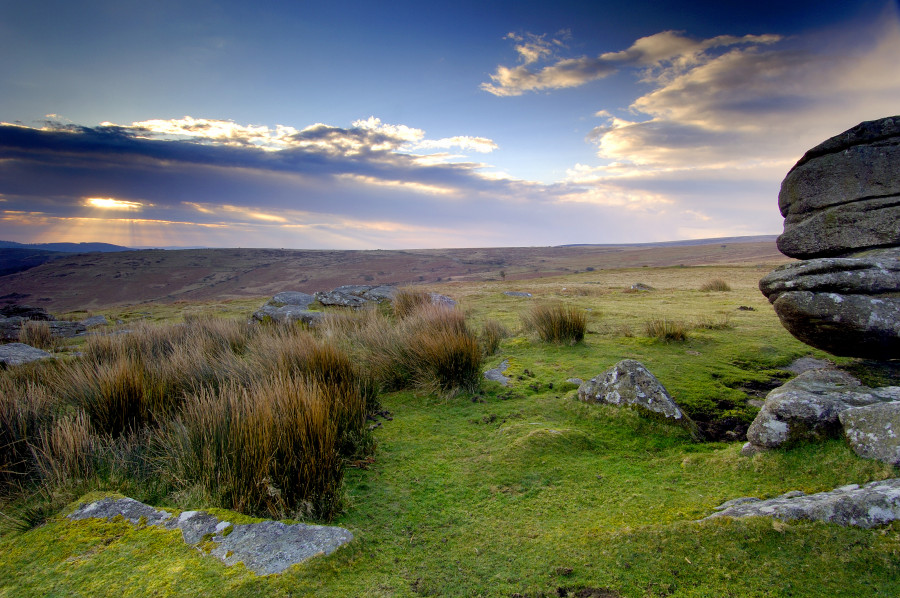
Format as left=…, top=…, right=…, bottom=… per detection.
left=760, top=116, right=900, bottom=358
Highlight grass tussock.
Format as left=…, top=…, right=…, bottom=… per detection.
left=17, top=321, right=57, bottom=351
left=0, top=315, right=377, bottom=521
left=700, top=278, right=732, bottom=292
left=391, top=287, right=433, bottom=319
left=694, top=312, right=734, bottom=330
left=523, top=302, right=586, bottom=344
left=157, top=375, right=346, bottom=519
left=479, top=319, right=508, bottom=355
left=644, top=318, right=688, bottom=342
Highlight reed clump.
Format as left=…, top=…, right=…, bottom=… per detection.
left=699, top=279, right=731, bottom=292
left=523, top=302, right=586, bottom=344
left=644, top=318, right=688, bottom=342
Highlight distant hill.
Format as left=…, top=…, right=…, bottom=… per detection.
left=0, top=241, right=133, bottom=277
left=0, top=240, right=131, bottom=252
left=0, top=238, right=791, bottom=312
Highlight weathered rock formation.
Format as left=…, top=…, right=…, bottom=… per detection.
left=251, top=291, right=322, bottom=326
left=743, top=369, right=900, bottom=454
left=703, top=479, right=900, bottom=528
left=759, top=115, right=900, bottom=358
left=68, top=496, right=354, bottom=575
left=578, top=359, right=700, bottom=438
left=0, top=304, right=88, bottom=341
left=315, top=284, right=396, bottom=307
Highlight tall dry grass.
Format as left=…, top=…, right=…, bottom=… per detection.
left=157, top=375, right=345, bottom=518
left=17, top=321, right=57, bottom=351
left=523, top=302, right=586, bottom=344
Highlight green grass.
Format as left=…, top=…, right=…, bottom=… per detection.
left=1, top=263, right=898, bottom=597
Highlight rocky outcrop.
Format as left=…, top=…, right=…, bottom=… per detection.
left=315, top=285, right=396, bottom=307
left=840, top=402, right=900, bottom=466
left=68, top=496, right=353, bottom=575
left=0, top=343, right=52, bottom=366
left=759, top=250, right=900, bottom=357
left=759, top=116, right=900, bottom=358
left=776, top=116, right=900, bottom=259
left=742, top=369, right=900, bottom=455
left=251, top=291, right=321, bottom=326
left=0, top=304, right=53, bottom=320
left=578, top=360, right=699, bottom=437
left=703, top=479, right=900, bottom=528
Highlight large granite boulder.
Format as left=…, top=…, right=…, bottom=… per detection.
left=760, top=116, right=900, bottom=358
left=578, top=359, right=700, bottom=438
left=743, top=369, right=900, bottom=454
left=840, top=402, right=900, bottom=466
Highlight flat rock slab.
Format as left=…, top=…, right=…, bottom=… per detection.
left=484, top=359, right=510, bottom=386
left=503, top=291, right=532, bottom=298
left=0, top=342, right=52, bottom=366
left=703, top=478, right=900, bottom=528
left=68, top=497, right=353, bottom=575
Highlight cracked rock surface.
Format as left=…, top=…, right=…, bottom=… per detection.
left=68, top=497, right=353, bottom=575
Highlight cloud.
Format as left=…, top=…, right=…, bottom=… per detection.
left=481, top=30, right=780, bottom=96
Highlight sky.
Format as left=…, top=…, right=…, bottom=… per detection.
left=1, top=0, right=899, bottom=250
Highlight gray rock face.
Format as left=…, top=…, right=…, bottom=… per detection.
left=840, top=402, right=900, bottom=466
left=252, top=291, right=321, bottom=326
left=68, top=496, right=353, bottom=575
left=484, top=359, right=510, bottom=386
left=703, top=479, right=900, bottom=528
left=81, top=315, right=110, bottom=328
left=746, top=370, right=896, bottom=447
left=578, top=360, right=698, bottom=436
left=210, top=520, right=354, bottom=576
left=0, top=343, right=52, bottom=366
left=0, top=304, right=53, bottom=320
left=315, top=285, right=397, bottom=307
left=777, top=115, right=900, bottom=259
left=744, top=369, right=900, bottom=452
left=48, top=321, right=86, bottom=338
left=760, top=116, right=900, bottom=358
left=271, top=291, right=316, bottom=308
left=0, top=316, right=25, bottom=341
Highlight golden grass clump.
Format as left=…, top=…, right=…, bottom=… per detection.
left=392, top=287, right=434, bottom=319
left=644, top=318, right=688, bottom=342
left=700, top=279, right=731, bottom=292
left=17, top=320, right=57, bottom=351
left=479, top=319, right=508, bottom=355
left=523, top=302, right=586, bottom=344
left=157, top=375, right=346, bottom=519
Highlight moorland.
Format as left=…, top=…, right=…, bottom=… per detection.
left=1, top=237, right=898, bottom=598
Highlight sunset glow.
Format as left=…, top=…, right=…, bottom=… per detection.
left=1, top=1, right=897, bottom=249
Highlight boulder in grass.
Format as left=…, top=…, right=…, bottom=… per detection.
left=840, top=402, right=900, bottom=467
left=0, top=343, right=52, bottom=366
left=703, top=479, right=900, bottom=528
left=578, top=359, right=700, bottom=438
left=743, top=369, right=900, bottom=454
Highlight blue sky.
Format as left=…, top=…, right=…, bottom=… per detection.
left=1, top=0, right=898, bottom=249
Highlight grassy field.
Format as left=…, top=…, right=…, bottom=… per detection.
left=1, top=263, right=898, bottom=597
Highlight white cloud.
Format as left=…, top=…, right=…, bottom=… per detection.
left=481, top=29, right=780, bottom=97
